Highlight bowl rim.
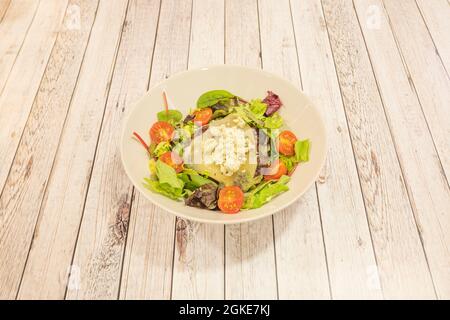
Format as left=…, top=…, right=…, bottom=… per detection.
left=120, top=64, right=327, bottom=224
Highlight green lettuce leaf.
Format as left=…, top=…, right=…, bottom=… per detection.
left=178, top=168, right=215, bottom=191
left=171, top=141, right=184, bottom=156
left=235, top=101, right=282, bottom=130
left=197, top=90, right=235, bottom=108
left=295, top=139, right=310, bottom=162
left=234, top=105, right=265, bottom=128
left=243, top=175, right=290, bottom=209
left=143, top=178, right=183, bottom=200
left=248, top=99, right=267, bottom=117
left=151, top=141, right=171, bottom=158
left=156, top=159, right=184, bottom=189
left=277, top=175, right=290, bottom=184
left=143, top=160, right=186, bottom=200
left=212, top=108, right=230, bottom=119
left=148, top=159, right=157, bottom=176
left=177, top=174, right=196, bottom=191
left=182, top=122, right=196, bottom=137
left=239, top=174, right=263, bottom=192
left=190, top=174, right=214, bottom=187
left=249, top=180, right=272, bottom=194
left=157, top=109, right=183, bottom=125
left=264, top=112, right=283, bottom=129
left=233, top=169, right=264, bottom=192
left=280, top=155, right=296, bottom=172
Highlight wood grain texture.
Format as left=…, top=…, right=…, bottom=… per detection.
left=0, top=0, right=39, bottom=96
left=415, top=0, right=450, bottom=73
left=291, top=0, right=383, bottom=299
left=224, top=0, right=277, bottom=300
left=0, top=0, right=11, bottom=22
left=258, top=0, right=330, bottom=299
left=355, top=0, right=450, bottom=299
left=62, top=0, right=161, bottom=300
left=0, top=0, right=70, bottom=300
left=322, top=0, right=436, bottom=299
left=119, top=200, right=176, bottom=299
left=0, top=0, right=68, bottom=194
left=171, top=0, right=225, bottom=300
left=10, top=0, right=99, bottom=300
left=0, top=0, right=447, bottom=300
left=49, top=0, right=129, bottom=300
left=2, top=0, right=128, bottom=300
left=119, top=0, right=193, bottom=300
left=382, top=0, right=450, bottom=181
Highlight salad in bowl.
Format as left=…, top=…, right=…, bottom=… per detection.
left=131, top=89, right=310, bottom=214
left=121, top=65, right=326, bottom=224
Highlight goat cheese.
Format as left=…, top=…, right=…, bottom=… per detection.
left=202, top=124, right=255, bottom=176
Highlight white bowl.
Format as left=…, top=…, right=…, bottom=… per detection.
left=121, top=65, right=326, bottom=224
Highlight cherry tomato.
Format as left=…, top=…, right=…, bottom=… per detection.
left=159, top=151, right=184, bottom=173
left=218, top=186, right=244, bottom=214
left=150, top=121, right=174, bottom=144
left=193, top=108, right=213, bottom=126
left=278, top=130, right=297, bottom=156
left=263, top=160, right=287, bottom=181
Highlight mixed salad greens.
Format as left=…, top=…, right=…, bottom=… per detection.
left=132, top=90, right=310, bottom=214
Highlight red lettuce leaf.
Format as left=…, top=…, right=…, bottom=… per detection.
left=262, top=91, right=283, bottom=116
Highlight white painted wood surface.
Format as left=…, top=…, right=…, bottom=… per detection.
left=382, top=0, right=450, bottom=181
left=291, top=0, right=380, bottom=299
left=415, top=0, right=450, bottom=74
left=171, top=0, right=225, bottom=300
left=66, top=0, right=158, bottom=300
left=322, top=0, right=435, bottom=299
left=0, top=0, right=68, bottom=198
left=16, top=0, right=100, bottom=299
left=0, top=0, right=39, bottom=95
left=258, top=0, right=331, bottom=299
left=120, top=0, right=192, bottom=300
left=0, top=0, right=11, bottom=22
left=224, top=0, right=277, bottom=300
left=0, top=0, right=449, bottom=299
left=0, top=0, right=69, bottom=299
left=360, top=0, right=450, bottom=299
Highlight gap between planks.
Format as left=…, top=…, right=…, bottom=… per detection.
left=0, top=0, right=71, bottom=300
left=63, top=0, right=131, bottom=299
left=352, top=0, right=439, bottom=297
left=320, top=0, right=439, bottom=298
left=18, top=1, right=102, bottom=298
left=0, top=0, right=40, bottom=98
left=6, top=0, right=448, bottom=300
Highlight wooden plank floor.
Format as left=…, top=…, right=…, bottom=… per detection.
left=0, top=0, right=449, bottom=300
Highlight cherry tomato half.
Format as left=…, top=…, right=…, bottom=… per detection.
left=263, top=160, right=287, bottom=181
left=218, top=186, right=244, bottom=214
left=150, top=121, right=174, bottom=144
left=193, top=108, right=213, bottom=126
left=159, top=151, right=184, bottom=173
left=278, top=130, right=297, bottom=156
